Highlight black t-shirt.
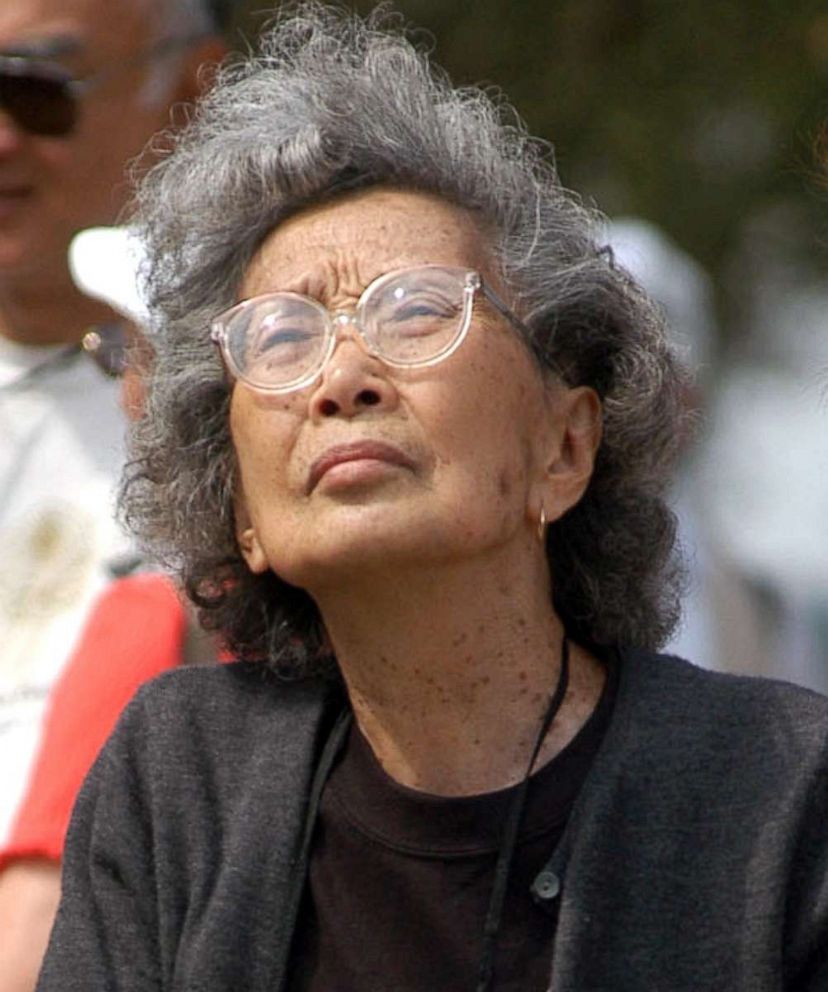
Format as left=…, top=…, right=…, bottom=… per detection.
left=288, top=653, right=618, bottom=992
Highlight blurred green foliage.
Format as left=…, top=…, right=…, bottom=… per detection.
left=228, top=1, right=828, bottom=342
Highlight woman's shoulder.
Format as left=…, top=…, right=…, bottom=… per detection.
left=623, top=647, right=828, bottom=718
left=105, top=661, right=340, bottom=777
left=612, top=647, right=828, bottom=770
left=132, top=659, right=335, bottom=714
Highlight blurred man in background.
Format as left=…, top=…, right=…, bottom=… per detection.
left=0, top=2, right=225, bottom=988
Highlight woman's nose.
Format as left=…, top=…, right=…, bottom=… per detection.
left=309, top=325, right=398, bottom=420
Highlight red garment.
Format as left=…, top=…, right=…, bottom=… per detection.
left=0, top=573, right=186, bottom=868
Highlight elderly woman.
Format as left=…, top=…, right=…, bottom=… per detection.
left=38, top=6, right=828, bottom=992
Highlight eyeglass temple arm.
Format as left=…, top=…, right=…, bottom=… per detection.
left=480, top=281, right=534, bottom=340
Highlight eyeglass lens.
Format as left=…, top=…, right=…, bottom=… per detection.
left=0, top=68, right=76, bottom=136
left=223, top=267, right=471, bottom=389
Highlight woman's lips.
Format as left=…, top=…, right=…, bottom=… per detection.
left=307, top=440, right=415, bottom=493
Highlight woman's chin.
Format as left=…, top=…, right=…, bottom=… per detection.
left=270, top=508, right=451, bottom=589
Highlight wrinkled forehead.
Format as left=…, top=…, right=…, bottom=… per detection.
left=0, top=0, right=155, bottom=61
left=240, top=187, right=498, bottom=303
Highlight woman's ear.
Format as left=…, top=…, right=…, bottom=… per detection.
left=234, top=490, right=270, bottom=575
left=539, top=385, right=602, bottom=522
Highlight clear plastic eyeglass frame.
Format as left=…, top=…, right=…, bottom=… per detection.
left=210, top=263, right=532, bottom=394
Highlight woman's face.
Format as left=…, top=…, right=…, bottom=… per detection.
left=230, top=188, right=596, bottom=591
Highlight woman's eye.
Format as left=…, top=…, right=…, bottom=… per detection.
left=396, top=302, right=450, bottom=319
left=387, top=293, right=458, bottom=331
left=253, top=325, right=314, bottom=355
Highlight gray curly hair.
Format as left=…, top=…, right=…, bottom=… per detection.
left=124, top=1, right=688, bottom=676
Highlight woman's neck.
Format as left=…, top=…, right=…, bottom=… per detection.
left=313, top=547, right=606, bottom=796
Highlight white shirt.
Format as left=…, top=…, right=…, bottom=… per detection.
left=0, top=336, right=128, bottom=845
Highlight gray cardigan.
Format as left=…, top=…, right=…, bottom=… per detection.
left=38, top=651, right=828, bottom=991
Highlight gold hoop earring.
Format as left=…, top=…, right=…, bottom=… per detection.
left=537, top=504, right=547, bottom=544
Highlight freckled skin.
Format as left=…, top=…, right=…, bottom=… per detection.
left=229, top=187, right=606, bottom=796
left=230, top=188, right=557, bottom=592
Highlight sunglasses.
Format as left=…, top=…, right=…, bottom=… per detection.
left=0, top=34, right=208, bottom=138
left=0, top=56, right=85, bottom=137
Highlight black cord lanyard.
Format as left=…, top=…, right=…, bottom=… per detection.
left=476, top=636, right=570, bottom=992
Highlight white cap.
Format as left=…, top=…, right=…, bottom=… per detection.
left=68, top=226, right=150, bottom=328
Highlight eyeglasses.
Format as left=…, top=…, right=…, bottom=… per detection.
left=82, top=322, right=129, bottom=377
left=210, top=264, right=532, bottom=394
left=0, top=35, right=206, bottom=138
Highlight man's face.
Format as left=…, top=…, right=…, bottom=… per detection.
left=0, top=0, right=180, bottom=280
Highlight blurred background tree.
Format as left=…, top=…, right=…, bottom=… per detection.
left=224, top=0, right=828, bottom=351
